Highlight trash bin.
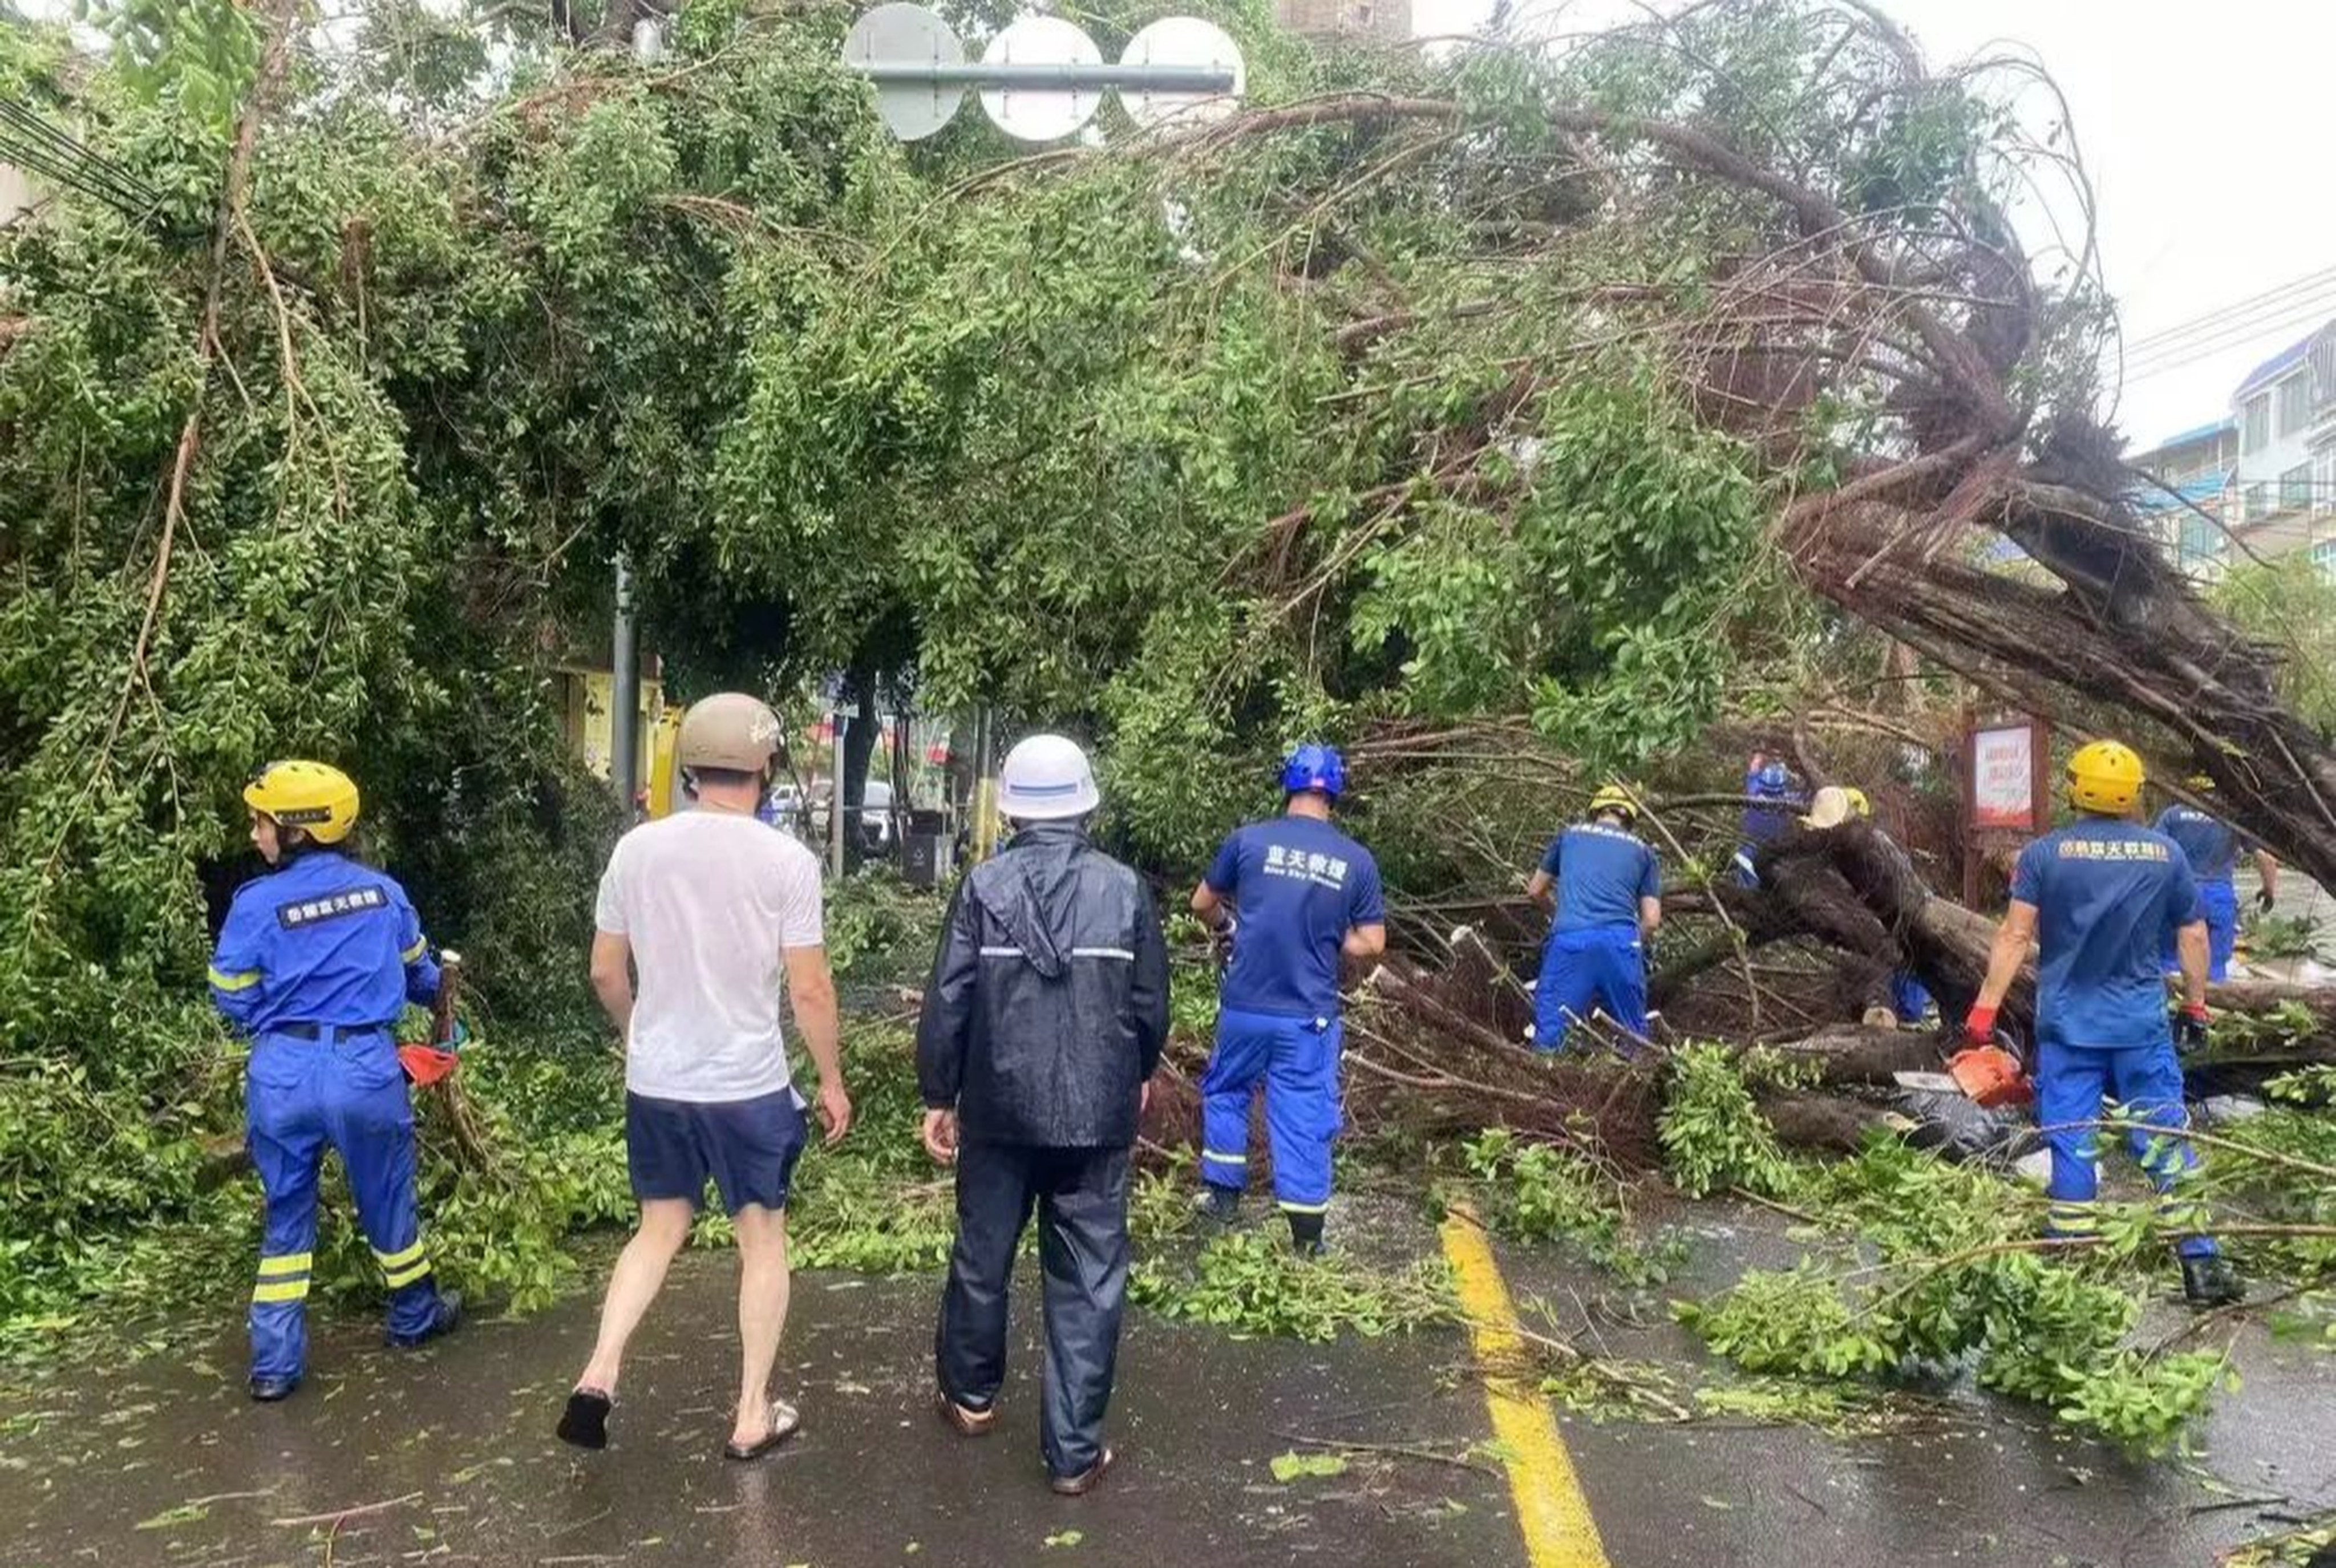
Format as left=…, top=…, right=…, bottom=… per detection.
left=905, top=832, right=955, bottom=889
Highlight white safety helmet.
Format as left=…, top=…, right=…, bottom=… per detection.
left=998, top=733, right=1100, bottom=821
left=1800, top=785, right=1854, bottom=830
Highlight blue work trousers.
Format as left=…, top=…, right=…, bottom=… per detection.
left=1889, top=970, right=1932, bottom=1025
left=2163, top=879, right=2239, bottom=982
left=245, top=1028, right=444, bottom=1381
left=1533, top=924, right=1648, bottom=1051
left=2034, top=1038, right=2218, bottom=1260
left=1199, top=1009, right=1341, bottom=1213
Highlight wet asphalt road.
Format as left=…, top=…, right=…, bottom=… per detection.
left=4, top=1212, right=2333, bottom=1568
left=1497, top=1206, right=2336, bottom=1568
left=0, top=1257, right=1514, bottom=1568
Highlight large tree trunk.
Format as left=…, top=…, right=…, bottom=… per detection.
left=1764, top=1025, right=1942, bottom=1084
left=1758, top=1089, right=1910, bottom=1154
left=1792, top=503, right=2336, bottom=895
left=1722, top=821, right=2336, bottom=1067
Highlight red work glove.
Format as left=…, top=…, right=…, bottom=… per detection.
left=1963, top=1003, right=1998, bottom=1047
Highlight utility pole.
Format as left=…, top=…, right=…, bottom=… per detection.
left=970, top=704, right=1000, bottom=863
left=608, top=15, right=662, bottom=819
left=829, top=707, right=849, bottom=878
left=611, top=553, right=638, bottom=815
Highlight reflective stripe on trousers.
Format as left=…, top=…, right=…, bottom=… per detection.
left=1198, top=1009, right=1341, bottom=1208
left=245, top=1030, right=446, bottom=1379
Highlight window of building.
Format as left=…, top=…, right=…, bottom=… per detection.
left=2243, top=481, right=2269, bottom=520
left=2279, top=373, right=2313, bottom=437
left=2181, top=513, right=2224, bottom=562
left=2282, top=463, right=2313, bottom=512
left=2245, top=394, right=2272, bottom=453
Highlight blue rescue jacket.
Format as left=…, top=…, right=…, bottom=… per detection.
left=208, top=850, right=441, bottom=1035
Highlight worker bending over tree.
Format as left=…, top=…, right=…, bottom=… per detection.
left=1804, top=785, right=1932, bottom=1027
left=1526, top=783, right=1661, bottom=1051
left=1965, top=741, right=2242, bottom=1308
left=1192, top=744, right=1385, bottom=1254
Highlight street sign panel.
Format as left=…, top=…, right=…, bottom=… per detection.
left=1119, top=17, right=1245, bottom=130
left=841, top=7, right=1247, bottom=144
left=979, top=16, right=1104, bottom=143
left=844, top=2, right=967, bottom=141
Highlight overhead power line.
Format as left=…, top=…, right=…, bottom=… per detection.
left=2125, top=294, right=2336, bottom=382
left=0, top=95, right=161, bottom=221
left=2124, top=302, right=2336, bottom=387
left=2127, top=264, right=2336, bottom=355
left=2126, top=289, right=2336, bottom=377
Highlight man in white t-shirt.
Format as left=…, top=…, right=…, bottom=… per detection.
left=557, top=693, right=852, bottom=1461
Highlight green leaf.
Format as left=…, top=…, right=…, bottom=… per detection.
left=1269, top=1450, right=1351, bottom=1482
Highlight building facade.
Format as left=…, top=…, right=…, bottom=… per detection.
left=1274, top=0, right=1411, bottom=43
left=1, top=162, right=37, bottom=225
left=2128, top=320, right=2336, bottom=579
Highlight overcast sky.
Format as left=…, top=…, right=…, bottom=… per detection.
left=1410, top=0, right=2336, bottom=451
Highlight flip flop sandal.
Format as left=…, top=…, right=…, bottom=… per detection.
left=937, top=1389, right=998, bottom=1437
left=724, top=1399, right=802, bottom=1462
left=557, top=1387, right=613, bottom=1451
left=1049, top=1447, right=1117, bottom=1497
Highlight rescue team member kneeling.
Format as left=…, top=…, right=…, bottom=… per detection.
left=917, top=735, right=1169, bottom=1496
left=1191, top=744, right=1385, bottom=1255
left=1527, top=782, right=1660, bottom=1052
left=1966, top=740, right=2242, bottom=1309
left=208, top=761, right=462, bottom=1403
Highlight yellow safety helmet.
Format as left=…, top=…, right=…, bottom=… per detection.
left=1843, top=787, right=1872, bottom=818
left=244, top=760, right=361, bottom=844
left=1587, top=781, right=1638, bottom=823
left=2066, top=740, right=2145, bottom=816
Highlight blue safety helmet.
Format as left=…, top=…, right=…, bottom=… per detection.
left=1752, top=760, right=1791, bottom=794
left=1281, top=743, right=1346, bottom=800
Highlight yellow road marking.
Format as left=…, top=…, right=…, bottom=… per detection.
left=1440, top=1209, right=1611, bottom=1568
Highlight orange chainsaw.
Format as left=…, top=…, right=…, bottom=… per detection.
left=1947, top=1007, right=2033, bottom=1109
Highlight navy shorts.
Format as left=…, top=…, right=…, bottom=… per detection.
left=625, top=1088, right=808, bottom=1215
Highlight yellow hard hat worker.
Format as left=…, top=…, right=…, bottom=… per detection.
left=1586, top=781, right=1639, bottom=824
left=2065, top=740, right=2145, bottom=816
left=1844, top=787, right=1872, bottom=818
left=244, top=760, right=361, bottom=844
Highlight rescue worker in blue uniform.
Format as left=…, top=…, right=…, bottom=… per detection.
left=1965, top=741, right=2242, bottom=1308
left=2154, top=775, right=2280, bottom=983
left=208, top=761, right=463, bottom=1401
left=1734, top=755, right=1796, bottom=885
left=1525, top=783, right=1661, bottom=1051
left=1191, top=744, right=1386, bottom=1254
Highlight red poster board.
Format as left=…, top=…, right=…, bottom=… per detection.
left=1972, top=724, right=2036, bottom=830
left=1961, top=712, right=2051, bottom=907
